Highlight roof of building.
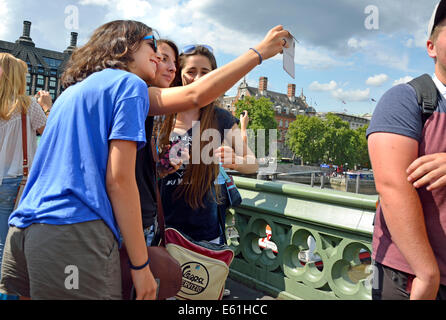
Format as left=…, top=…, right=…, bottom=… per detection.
left=230, top=79, right=316, bottom=113
left=0, top=21, right=75, bottom=73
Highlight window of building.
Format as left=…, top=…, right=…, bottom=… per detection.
left=49, top=89, right=56, bottom=100
left=279, top=119, right=283, bottom=127
left=49, top=77, right=57, bottom=88
left=37, top=75, right=45, bottom=86
left=43, top=57, right=62, bottom=68
left=285, top=120, right=289, bottom=128
left=25, top=74, right=32, bottom=95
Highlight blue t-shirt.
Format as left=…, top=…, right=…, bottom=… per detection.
left=9, top=69, right=149, bottom=243
left=366, top=84, right=423, bottom=141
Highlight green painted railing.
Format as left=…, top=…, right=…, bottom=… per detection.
left=225, top=177, right=378, bottom=300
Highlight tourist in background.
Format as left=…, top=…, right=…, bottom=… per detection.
left=0, top=53, right=48, bottom=300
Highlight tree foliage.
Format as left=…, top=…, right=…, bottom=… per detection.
left=286, top=115, right=325, bottom=164
left=286, top=113, right=370, bottom=167
left=234, top=96, right=277, bottom=156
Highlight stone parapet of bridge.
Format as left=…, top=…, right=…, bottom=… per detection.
left=226, top=177, right=378, bottom=300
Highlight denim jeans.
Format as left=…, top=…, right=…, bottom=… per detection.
left=0, top=177, right=21, bottom=300
left=0, top=177, right=22, bottom=269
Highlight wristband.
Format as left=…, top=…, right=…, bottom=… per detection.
left=249, top=48, right=263, bottom=65
left=128, top=257, right=150, bottom=270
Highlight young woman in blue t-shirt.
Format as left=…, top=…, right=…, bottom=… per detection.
left=0, top=20, right=289, bottom=300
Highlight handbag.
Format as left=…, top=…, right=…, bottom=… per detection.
left=165, top=227, right=234, bottom=300
left=119, top=140, right=182, bottom=300
left=219, top=166, right=242, bottom=207
left=119, top=242, right=182, bottom=300
left=13, top=113, right=28, bottom=211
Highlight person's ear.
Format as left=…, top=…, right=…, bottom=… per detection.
left=427, top=38, right=437, bottom=60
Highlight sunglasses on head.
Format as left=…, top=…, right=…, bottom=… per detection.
left=181, top=44, right=213, bottom=54
left=142, top=35, right=158, bottom=52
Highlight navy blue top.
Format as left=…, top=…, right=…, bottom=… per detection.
left=366, top=84, right=423, bottom=141
left=160, top=107, right=238, bottom=241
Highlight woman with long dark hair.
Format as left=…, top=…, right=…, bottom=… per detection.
left=158, top=45, right=258, bottom=245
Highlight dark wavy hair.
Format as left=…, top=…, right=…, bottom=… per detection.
left=157, top=39, right=181, bottom=87
left=62, top=20, right=153, bottom=88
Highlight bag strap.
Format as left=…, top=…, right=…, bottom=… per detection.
left=219, top=165, right=231, bottom=183
left=151, top=137, right=166, bottom=247
left=21, top=112, right=29, bottom=177
left=407, top=74, right=439, bottom=125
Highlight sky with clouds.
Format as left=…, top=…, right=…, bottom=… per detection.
left=0, top=0, right=440, bottom=115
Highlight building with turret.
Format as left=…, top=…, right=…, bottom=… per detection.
left=223, top=77, right=316, bottom=158
left=0, top=21, right=77, bottom=101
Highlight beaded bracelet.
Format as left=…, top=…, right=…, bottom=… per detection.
left=249, top=48, right=263, bottom=65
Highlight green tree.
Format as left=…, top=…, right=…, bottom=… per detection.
left=354, top=124, right=370, bottom=168
left=286, top=113, right=370, bottom=168
left=286, top=115, right=325, bottom=164
left=234, top=96, right=277, bottom=157
left=321, top=113, right=355, bottom=166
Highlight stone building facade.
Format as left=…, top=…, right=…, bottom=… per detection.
left=0, top=21, right=77, bottom=101
left=222, top=77, right=316, bottom=158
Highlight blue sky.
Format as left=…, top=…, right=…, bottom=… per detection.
left=0, top=0, right=439, bottom=115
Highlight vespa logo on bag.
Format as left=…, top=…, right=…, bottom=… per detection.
left=180, top=262, right=209, bottom=295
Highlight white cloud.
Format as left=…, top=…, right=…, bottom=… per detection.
left=393, top=76, right=414, bottom=86
left=309, top=80, right=338, bottom=91
left=115, top=0, right=152, bottom=19
left=78, top=0, right=109, bottom=5
left=374, top=51, right=410, bottom=72
left=0, top=0, right=12, bottom=40
left=293, top=45, right=348, bottom=70
left=347, top=37, right=369, bottom=50
left=366, top=74, right=389, bottom=86
left=331, top=88, right=370, bottom=102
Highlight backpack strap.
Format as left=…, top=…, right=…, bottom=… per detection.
left=407, top=74, right=439, bottom=125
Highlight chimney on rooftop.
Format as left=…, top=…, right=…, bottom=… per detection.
left=16, top=21, right=35, bottom=46
left=287, top=84, right=296, bottom=100
left=64, top=32, right=78, bottom=54
left=259, top=76, right=268, bottom=94
left=23, top=21, right=31, bottom=38
left=70, top=32, right=78, bottom=47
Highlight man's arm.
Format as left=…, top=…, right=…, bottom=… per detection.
left=368, top=132, right=440, bottom=300
left=106, top=139, right=157, bottom=300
